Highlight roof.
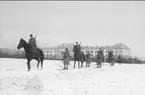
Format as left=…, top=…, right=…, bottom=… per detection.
left=57, top=43, right=74, bottom=47
left=112, top=43, right=130, bottom=50
left=42, top=47, right=57, bottom=50
left=41, top=43, right=131, bottom=51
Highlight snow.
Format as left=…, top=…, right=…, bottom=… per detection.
left=0, top=58, right=145, bottom=95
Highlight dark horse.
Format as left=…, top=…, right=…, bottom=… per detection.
left=80, top=52, right=86, bottom=68
left=108, top=51, right=115, bottom=66
left=73, top=50, right=85, bottom=69
left=17, top=39, right=44, bottom=71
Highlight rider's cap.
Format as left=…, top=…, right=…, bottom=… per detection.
left=65, top=48, right=68, bottom=50
left=30, top=34, right=33, bottom=36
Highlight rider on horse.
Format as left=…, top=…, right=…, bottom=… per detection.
left=73, top=42, right=81, bottom=55
left=28, top=34, right=37, bottom=57
left=73, top=42, right=82, bottom=68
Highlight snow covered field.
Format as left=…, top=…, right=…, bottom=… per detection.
left=0, top=58, right=145, bottom=95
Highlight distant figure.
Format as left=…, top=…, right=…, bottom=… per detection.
left=96, top=48, right=104, bottom=68
left=73, top=42, right=82, bottom=68
left=28, top=34, right=37, bottom=57
left=80, top=51, right=86, bottom=68
left=85, top=51, right=91, bottom=67
left=62, top=48, right=70, bottom=70
left=73, top=42, right=81, bottom=54
left=108, top=50, right=115, bottom=66
left=117, top=55, right=122, bottom=65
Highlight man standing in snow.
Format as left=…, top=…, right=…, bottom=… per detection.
left=62, top=48, right=70, bottom=70
left=85, top=51, right=92, bottom=67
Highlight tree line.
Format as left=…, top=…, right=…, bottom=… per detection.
left=0, top=49, right=144, bottom=64
left=92, top=55, right=144, bottom=64
left=0, top=50, right=25, bottom=59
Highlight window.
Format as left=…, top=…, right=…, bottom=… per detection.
left=95, top=51, right=98, bottom=53
left=90, top=51, right=93, bottom=53
left=85, top=51, right=88, bottom=53
left=50, top=51, right=52, bottom=53
left=47, top=51, right=49, bottom=53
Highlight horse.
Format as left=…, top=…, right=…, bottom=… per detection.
left=17, top=38, right=44, bottom=71
left=73, top=50, right=85, bottom=69
left=96, top=51, right=104, bottom=68
left=101, top=54, right=105, bottom=65
left=108, top=51, right=115, bottom=66
left=80, top=52, right=86, bottom=68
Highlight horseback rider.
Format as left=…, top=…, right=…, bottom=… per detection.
left=99, top=47, right=104, bottom=54
left=108, top=49, right=113, bottom=57
left=28, top=34, right=37, bottom=57
left=73, top=42, right=81, bottom=54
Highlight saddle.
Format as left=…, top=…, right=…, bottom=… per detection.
left=29, top=45, right=38, bottom=58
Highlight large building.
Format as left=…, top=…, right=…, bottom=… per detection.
left=42, top=43, right=131, bottom=60
left=42, top=47, right=57, bottom=59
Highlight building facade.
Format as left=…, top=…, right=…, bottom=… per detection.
left=42, top=43, right=131, bottom=60
left=42, top=47, right=57, bottom=59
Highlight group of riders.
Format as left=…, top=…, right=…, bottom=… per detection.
left=25, top=34, right=114, bottom=70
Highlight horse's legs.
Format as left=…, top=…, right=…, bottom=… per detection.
left=63, top=64, right=66, bottom=69
left=100, top=62, right=102, bottom=68
left=81, top=61, right=83, bottom=68
left=74, top=60, right=76, bottom=69
left=78, top=61, right=80, bottom=69
left=66, top=64, right=68, bottom=69
left=97, top=62, right=100, bottom=68
left=41, top=61, right=43, bottom=69
left=96, top=62, right=98, bottom=68
left=35, top=58, right=40, bottom=69
left=86, top=62, right=88, bottom=67
left=37, top=61, right=40, bottom=69
left=27, top=60, right=31, bottom=71
left=88, top=63, right=91, bottom=67
left=40, top=58, right=43, bottom=69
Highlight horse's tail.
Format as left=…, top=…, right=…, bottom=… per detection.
left=39, top=49, right=44, bottom=61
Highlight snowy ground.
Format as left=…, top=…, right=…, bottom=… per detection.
left=0, top=58, right=145, bottom=95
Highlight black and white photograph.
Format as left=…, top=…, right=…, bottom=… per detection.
left=0, top=1, right=145, bottom=95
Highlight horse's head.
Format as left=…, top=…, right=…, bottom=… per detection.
left=17, top=38, right=27, bottom=49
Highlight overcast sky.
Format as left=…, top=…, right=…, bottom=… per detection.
left=0, top=1, right=145, bottom=57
